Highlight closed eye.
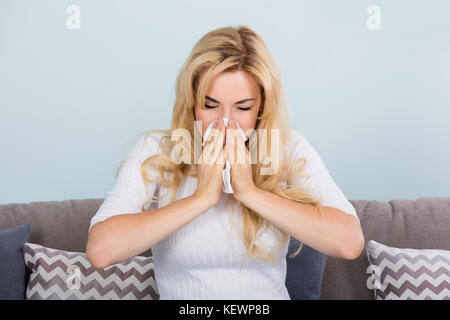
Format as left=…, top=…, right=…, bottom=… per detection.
left=204, top=105, right=252, bottom=111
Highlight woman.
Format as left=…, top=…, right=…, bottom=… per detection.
left=86, top=25, right=364, bottom=300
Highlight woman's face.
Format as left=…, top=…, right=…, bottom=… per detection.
left=194, top=70, right=261, bottom=139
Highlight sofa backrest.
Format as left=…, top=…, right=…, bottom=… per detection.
left=0, top=199, right=104, bottom=255
left=1, top=197, right=449, bottom=299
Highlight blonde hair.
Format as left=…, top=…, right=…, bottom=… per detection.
left=115, top=25, right=324, bottom=266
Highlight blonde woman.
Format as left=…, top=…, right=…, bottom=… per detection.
left=86, top=25, right=364, bottom=300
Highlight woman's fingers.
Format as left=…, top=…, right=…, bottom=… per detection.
left=215, top=121, right=226, bottom=165
left=202, top=119, right=225, bottom=165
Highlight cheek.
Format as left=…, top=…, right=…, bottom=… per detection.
left=239, top=122, right=256, bottom=138
left=194, top=109, right=210, bottom=136
left=240, top=114, right=258, bottom=131
left=198, top=117, right=217, bottom=137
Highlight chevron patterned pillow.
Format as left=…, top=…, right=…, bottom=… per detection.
left=23, top=242, right=159, bottom=300
left=365, top=240, right=450, bottom=300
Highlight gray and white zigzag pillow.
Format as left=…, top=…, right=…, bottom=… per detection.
left=365, top=240, right=450, bottom=300
left=23, top=242, right=159, bottom=300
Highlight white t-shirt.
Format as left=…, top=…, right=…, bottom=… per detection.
left=89, top=129, right=359, bottom=300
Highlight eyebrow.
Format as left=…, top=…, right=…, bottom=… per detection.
left=205, top=96, right=255, bottom=104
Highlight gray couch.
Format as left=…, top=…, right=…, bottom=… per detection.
left=1, top=196, right=449, bottom=299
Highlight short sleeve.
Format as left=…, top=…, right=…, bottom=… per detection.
left=285, top=129, right=360, bottom=222
left=89, top=133, right=164, bottom=232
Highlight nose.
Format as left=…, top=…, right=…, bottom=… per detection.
left=219, top=117, right=237, bottom=129
left=221, top=109, right=232, bottom=122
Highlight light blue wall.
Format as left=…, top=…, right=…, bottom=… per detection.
left=1, top=0, right=449, bottom=204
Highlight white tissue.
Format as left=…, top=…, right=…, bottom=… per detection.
left=201, top=117, right=248, bottom=193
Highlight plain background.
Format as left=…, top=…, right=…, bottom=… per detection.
left=1, top=0, right=449, bottom=204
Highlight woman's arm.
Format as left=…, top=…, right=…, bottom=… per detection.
left=86, top=194, right=211, bottom=269
left=237, top=187, right=365, bottom=260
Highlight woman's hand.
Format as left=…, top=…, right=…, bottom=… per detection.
left=193, top=119, right=227, bottom=208
left=226, top=120, right=258, bottom=203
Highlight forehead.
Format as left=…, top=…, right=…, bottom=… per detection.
left=205, top=70, right=260, bottom=100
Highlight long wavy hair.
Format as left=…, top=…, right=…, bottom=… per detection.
left=115, top=25, right=324, bottom=266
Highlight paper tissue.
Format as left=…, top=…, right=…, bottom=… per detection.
left=201, top=117, right=248, bottom=193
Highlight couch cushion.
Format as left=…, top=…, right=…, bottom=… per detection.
left=23, top=242, right=159, bottom=300
left=365, top=240, right=450, bottom=299
left=285, top=239, right=326, bottom=299
left=0, top=224, right=31, bottom=300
